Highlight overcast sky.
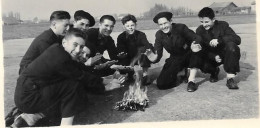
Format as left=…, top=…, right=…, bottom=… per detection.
left=1, top=0, right=253, bottom=20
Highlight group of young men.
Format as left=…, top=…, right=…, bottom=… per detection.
left=11, top=7, right=241, bottom=127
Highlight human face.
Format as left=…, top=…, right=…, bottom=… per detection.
left=199, top=17, right=215, bottom=30
left=99, top=19, right=114, bottom=36
left=157, top=17, right=172, bottom=33
left=78, top=46, right=91, bottom=62
left=62, top=35, right=85, bottom=60
left=54, top=19, right=70, bottom=36
left=73, top=19, right=90, bottom=31
left=124, top=20, right=136, bottom=34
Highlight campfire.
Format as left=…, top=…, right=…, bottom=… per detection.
left=114, top=71, right=149, bottom=111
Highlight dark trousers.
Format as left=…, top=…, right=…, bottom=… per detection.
left=156, top=51, right=201, bottom=90
left=14, top=76, right=87, bottom=118
left=199, top=42, right=240, bottom=74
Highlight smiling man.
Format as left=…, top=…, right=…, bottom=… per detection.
left=195, top=7, right=241, bottom=90
left=150, top=12, right=202, bottom=90
left=117, top=14, right=155, bottom=85
left=12, top=28, right=123, bottom=127
left=86, top=15, right=119, bottom=76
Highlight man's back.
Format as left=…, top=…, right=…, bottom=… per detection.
left=19, top=29, right=61, bottom=73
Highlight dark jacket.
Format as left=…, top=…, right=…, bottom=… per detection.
left=86, top=28, right=118, bottom=60
left=117, top=30, right=154, bottom=58
left=196, top=20, right=241, bottom=60
left=19, top=29, right=62, bottom=73
left=20, top=43, right=104, bottom=91
left=154, top=23, right=201, bottom=63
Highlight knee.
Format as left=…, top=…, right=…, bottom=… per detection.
left=225, top=42, right=240, bottom=53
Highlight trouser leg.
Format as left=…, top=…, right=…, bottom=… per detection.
left=223, top=42, right=240, bottom=74
left=156, top=57, right=183, bottom=90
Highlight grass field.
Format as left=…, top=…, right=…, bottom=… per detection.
left=2, top=14, right=256, bottom=40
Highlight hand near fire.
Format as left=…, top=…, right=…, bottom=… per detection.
left=85, top=53, right=102, bottom=66
left=144, top=49, right=158, bottom=62
left=103, top=76, right=126, bottom=91
left=117, top=52, right=128, bottom=59
left=94, top=60, right=118, bottom=70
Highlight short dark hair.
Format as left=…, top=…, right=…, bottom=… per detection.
left=198, top=7, right=215, bottom=19
left=100, top=15, right=116, bottom=24
left=50, top=10, right=71, bottom=22
left=121, top=14, right=137, bottom=25
left=64, top=28, right=86, bottom=41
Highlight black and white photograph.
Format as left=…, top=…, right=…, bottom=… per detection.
left=0, top=0, right=259, bottom=127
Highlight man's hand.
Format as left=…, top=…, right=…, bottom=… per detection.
left=94, top=60, right=118, bottom=70
left=104, top=76, right=126, bottom=91
left=209, top=39, right=219, bottom=47
left=191, top=42, right=202, bottom=52
left=144, top=49, right=158, bottom=62
left=84, top=54, right=102, bottom=66
left=117, top=52, right=128, bottom=59
left=215, top=55, right=222, bottom=63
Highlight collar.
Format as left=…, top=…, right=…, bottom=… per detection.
left=125, top=31, right=138, bottom=40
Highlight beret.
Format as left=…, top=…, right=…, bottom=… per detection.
left=153, top=12, right=173, bottom=23
left=74, top=10, right=95, bottom=27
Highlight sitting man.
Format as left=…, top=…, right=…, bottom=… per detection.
left=86, top=15, right=119, bottom=77
left=117, top=14, right=155, bottom=85
left=149, top=12, right=202, bottom=90
left=19, top=10, right=71, bottom=74
left=12, top=28, right=124, bottom=127
left=193, top=7, right=241, bottom=90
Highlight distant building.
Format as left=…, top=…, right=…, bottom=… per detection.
left=209, top=2, right=252, bottom=15
left=209, top=2, right=238, bottom=15
left=230, top=6, right=251, bottom=14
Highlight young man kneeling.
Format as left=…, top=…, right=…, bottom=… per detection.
left=12, top=28, right=124, bottom=127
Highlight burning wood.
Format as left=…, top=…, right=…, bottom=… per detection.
left=114, top=72, right=149, bottom=111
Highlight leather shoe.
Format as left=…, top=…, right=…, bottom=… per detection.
left=187, top=81, right=197, bottom=92
left=226, top=78, right=239, bottom=89
left=11, top=114, right=29, bottom=128
left=210, top=67, right=220, bottom=83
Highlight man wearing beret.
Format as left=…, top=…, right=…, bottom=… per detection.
left=11, top=28, right=123, bottom=127
left=72, top=10, right=95, bottom=32
left=194, top=7, right=241, bottom=90
left=19, top=11, right=71, bottom=74
left=149, top=12, right=202, bottom=90
left=86, top=15, right=119, bottom=77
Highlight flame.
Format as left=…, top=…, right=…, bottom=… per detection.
left=114, top=70, right=149, bottom=111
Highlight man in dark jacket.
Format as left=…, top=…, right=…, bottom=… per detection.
left=195, top=7, right=241, bottom=90
left=85, top=15, right=119, bottom=77
left=12, top=28, right=123, bottom=127
left=19, top=11, right=71, bottom=74
left=117, top=14, right=155, bottom=85
left=150, top=12, right=202, bottom=90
